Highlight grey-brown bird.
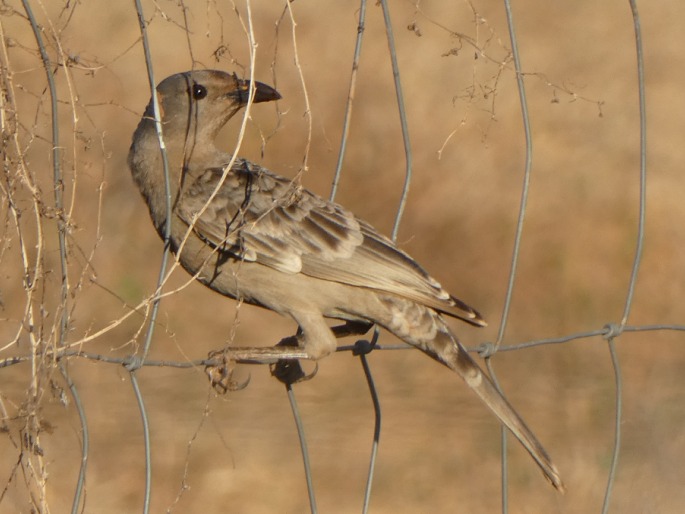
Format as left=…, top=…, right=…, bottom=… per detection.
left=128, top=69, right=563, bottom=491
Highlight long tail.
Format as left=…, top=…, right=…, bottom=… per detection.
left=421, top=328, right=565, bottom=492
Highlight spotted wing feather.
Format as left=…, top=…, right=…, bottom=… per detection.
left=176, top=160, right=483, bottom=325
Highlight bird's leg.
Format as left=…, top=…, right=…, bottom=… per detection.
left=206, top=321, right=375, bottom=389
left=271, top=321, right=373, bottom=385
left=205, top=343, right=311, bottom=393
left=206, top=344, right=311, bottom=364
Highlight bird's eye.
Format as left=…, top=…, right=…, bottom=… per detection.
left=192, top=84, right=207, bottom=100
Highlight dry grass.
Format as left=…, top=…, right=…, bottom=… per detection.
left=2, top=0, right=685, bottom=512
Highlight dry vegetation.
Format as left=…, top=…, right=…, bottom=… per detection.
left=1, top=1, right=685, bottom=513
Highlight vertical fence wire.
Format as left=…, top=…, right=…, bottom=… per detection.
left=495, top=0, right=533, bottom=352
left=378, top=0, right=412, bottom=241
left=601, top=336, right=623, bottom=514
left=20, top=2, right=90, bottom=512
left=356, top=330, right=382, bottom=514
left=330, top=0, right=367, bottom=202
left=128, top=1, right=179, bottom=510
left=287, top=384, right=318, bottom=514
left=489, top=0, right=536, bottom=507
left=601, top=1, right=647, bottom=512
left=132, top=0, right=174, bottom=366
left=620, top=0, right=647, bottom=330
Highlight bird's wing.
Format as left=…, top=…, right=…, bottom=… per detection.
left=177, top=160, right=364, bottom=273
left=176, top=160, right=482, bottom=324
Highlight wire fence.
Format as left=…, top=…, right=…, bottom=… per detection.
left=1, top=0, right=682, bottom=513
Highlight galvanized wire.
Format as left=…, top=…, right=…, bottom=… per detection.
left=379, top=0, right=413, bottom=241
left=357, top=329, right=382, bottom=514
left=286, top=383, right=318, bottom=514
left=128, top=1, right=177, bottom=510
left=601, top=1, right=647, bottom=512
left=133, top=0, right=174, bottom=368
left=3, top=320, right=682, bottom=371
left=330, top=0, right=367, bottom=202
left=489, top=0, right=536, bottom=506
left=21, top=2, right=88, bottom=512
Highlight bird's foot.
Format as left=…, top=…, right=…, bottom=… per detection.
left=270, top=335, right=319, bottom=385
left=205, top=349, right=251, bottom=394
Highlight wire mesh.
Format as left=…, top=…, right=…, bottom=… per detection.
left=1, top=1, right=681, bottom=513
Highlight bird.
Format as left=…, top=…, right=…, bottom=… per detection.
left=128, top=69, right=563, bottom=491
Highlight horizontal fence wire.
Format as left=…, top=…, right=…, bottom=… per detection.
left=0, top=1, right=673, bottom=513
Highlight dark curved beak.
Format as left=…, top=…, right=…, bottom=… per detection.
left=233, top=79, right=281, bottom=105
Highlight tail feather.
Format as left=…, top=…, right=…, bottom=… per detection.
left=424, top=329, right=565, bottom=492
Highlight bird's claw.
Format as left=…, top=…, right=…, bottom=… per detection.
left=205, top=350, right=251, bottom=393
left=270, top=358, right=318, bottom=385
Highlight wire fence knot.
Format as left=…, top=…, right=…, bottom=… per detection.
left=352, top=339, right=375, bottom=356
left=603, top=323, right=623, bottom=340
left=123, top=355, right=144, bottom=372
left=477, top=341, right=497, bottom=358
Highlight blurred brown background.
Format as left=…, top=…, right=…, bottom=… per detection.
left=2, top=0, right=685, bottom=512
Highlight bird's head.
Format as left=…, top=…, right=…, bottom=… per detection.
left=148, top=69, right=281, bottom=144
left=129, top=70, right=280, bottom=211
